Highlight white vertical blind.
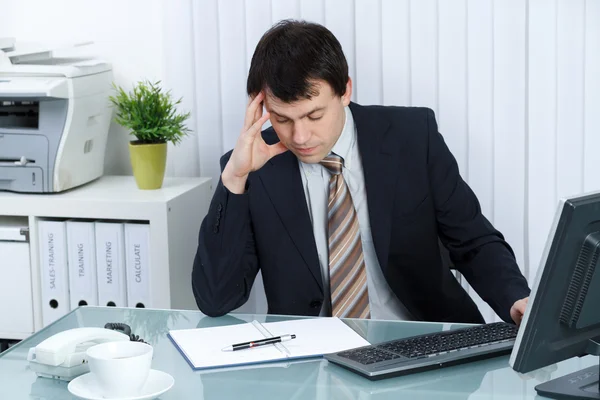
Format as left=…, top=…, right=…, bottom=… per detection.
left=162, top=0, right=199, bottom=178
left=409, top=0, right=438, bottom=115
left=527, top=0, right=558, bottom=295
left=381, top=0, right=410, bottom=106
left=217, top=0, right=248, bottom=153
left=466, top=0, right=495, bottom=322
left=324, top=0, right=357, bottom=103
left=556, top=0, right=586, bottom=202
left=492, top=0, right=527, bottom=282
left=246, top=0, right=272, bottom=74
left=355, top=0, right=382, bottom=105
left=272, top=0, right=300, bottom=21
left=192, top=0, right=223, bottom=185
left=176, top=0, right=600, bottom=318
left=438, top=0, right=468, bottom=178
left=300, top=0, right=325, bottom=24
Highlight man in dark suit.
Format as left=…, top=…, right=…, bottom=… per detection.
left=192, top=20, right=530, bottom=324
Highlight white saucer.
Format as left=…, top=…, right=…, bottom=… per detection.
left=67, top=369, right=174, bottom=400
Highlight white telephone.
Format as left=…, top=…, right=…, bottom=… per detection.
left=27, top=327, right=130, bottom=381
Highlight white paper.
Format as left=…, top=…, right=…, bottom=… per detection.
left=168, top=317, right=371, bottom=370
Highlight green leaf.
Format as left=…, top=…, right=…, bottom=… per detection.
left=108, top=80, right=191, bottom=145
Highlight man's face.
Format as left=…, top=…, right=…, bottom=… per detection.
left=263, top=79, right=352, bottom=164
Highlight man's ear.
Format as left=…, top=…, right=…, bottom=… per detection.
left=342, top=77, right=353, bottom=107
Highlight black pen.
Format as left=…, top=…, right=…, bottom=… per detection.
left=221, top=334, right=297, bottom=352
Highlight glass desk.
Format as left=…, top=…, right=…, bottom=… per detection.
left=0, top=306, right=596, bottom=399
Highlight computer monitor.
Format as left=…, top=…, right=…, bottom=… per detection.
left=509, top=191, right=600, bottom=399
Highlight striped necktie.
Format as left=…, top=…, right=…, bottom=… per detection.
left=320, top=154, right=370, bottom=319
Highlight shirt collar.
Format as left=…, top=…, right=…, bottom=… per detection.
left=330, top=106, right=356, bottom=170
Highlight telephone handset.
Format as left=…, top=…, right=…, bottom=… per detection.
left=28, top=327, right=130, bottom=381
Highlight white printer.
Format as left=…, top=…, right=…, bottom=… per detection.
left=0, top=38, right=113, bottom=193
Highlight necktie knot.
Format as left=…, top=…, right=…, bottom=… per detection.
left=320, top=154, right=343, bottom=175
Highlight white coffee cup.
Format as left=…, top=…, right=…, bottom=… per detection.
left=86, top=341, right=153, bottom=398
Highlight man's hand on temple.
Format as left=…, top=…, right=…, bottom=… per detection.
left=222, top=91, right=288, bottom=194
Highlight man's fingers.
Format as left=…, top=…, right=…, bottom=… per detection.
left=243, top=92, right=265, bottom=130
left=254, top=100, right=263, bottom=124
left=513, top=298, right=529, bottom=326
left=243, top=97, right=255, bottom=130
left=519, top=298, right=528, bottom=313
left=246, top=112, right=270, bottom=139
left=520, top=303, right=527, bottom=313
left=516, top=315, right=523, bottom=327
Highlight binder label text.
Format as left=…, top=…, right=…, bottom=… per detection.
left=134, top=244, right=142, bottom=283
left=47, top=233, right=56, bottom=290
left=105, top=241, right=113, bottom=284
left=77, top=243, right=85, bottom=277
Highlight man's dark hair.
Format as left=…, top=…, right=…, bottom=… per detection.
left=247, top=19, right=349, bottom=103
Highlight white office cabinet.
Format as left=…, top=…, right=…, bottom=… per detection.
left=0, top=176, right=212, bottom=340
left=0, top=217, right=34, bottom=339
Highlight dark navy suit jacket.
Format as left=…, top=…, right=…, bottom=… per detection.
left=192, top=102, right=530, bottom=323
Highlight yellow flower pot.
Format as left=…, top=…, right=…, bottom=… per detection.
left=129, top=141, right=167, bottom=190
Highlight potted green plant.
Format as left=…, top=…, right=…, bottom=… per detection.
left=109, top=80, right=191, bottom=190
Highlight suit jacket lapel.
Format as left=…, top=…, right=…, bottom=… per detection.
left=258, top=151, right=323, bottom=292
left=350, top=102, right=397, bottom=272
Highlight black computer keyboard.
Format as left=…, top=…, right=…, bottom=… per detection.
left=324, top=322, right=519, bottom=380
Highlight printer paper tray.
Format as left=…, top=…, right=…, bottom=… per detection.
left=0, top=165, right=44, bottom=193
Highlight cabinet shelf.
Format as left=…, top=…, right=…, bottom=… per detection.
left=0, top=176, right=212, bottom=340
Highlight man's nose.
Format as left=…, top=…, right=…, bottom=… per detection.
left=292, top=122, right=311, bottom=145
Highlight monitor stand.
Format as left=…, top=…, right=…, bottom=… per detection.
left=535, top=339, right=599, bottom=400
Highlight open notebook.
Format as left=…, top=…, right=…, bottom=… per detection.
left=168, top=317, right=371, bottom=370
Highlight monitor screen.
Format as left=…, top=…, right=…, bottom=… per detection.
left=509, top=191, right=600, bottom=399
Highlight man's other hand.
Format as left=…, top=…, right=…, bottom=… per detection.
left=510, top=297, right=529, bottom=326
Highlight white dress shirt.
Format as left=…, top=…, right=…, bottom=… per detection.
left=298, top=106, right=414, bottom=320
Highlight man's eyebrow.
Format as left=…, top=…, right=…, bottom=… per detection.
left=270, top=106, right=326, bottom=120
